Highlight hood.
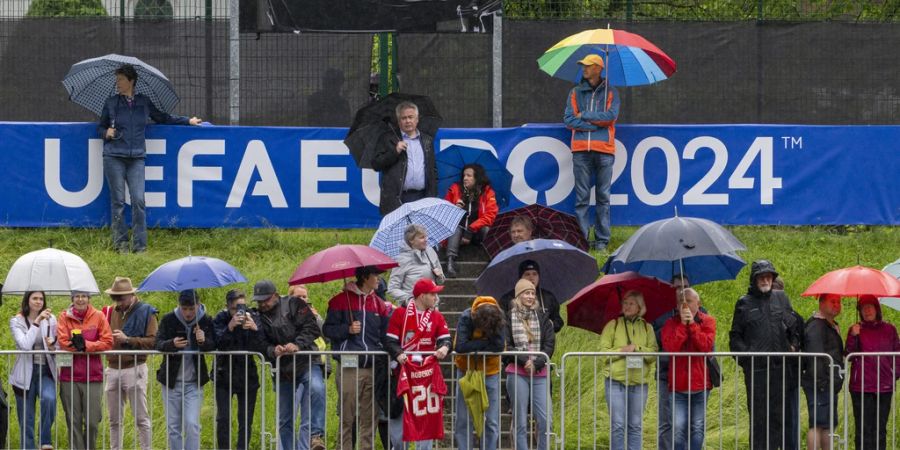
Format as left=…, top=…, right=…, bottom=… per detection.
left=857, top=295, right=884, bottom=323
left=747, top=259, right=779, bottom=296
left=344, top=281, right=375, bottom=297
left=577, top=77, right=606, bottom=92
left=174, top=303, right=206, bottom=329
left=472, top=295, right=499, bottom=311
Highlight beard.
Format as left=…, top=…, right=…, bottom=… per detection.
left=758, top=284, right=772, bottom=293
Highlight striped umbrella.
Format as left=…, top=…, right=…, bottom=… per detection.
left=370, top=197, right=465, bottom=258
left=538, top=28, right=676, bottom=86
left=62, top=54, right=180, bottom=116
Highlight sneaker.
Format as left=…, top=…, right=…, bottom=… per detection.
left=311, top=434, right=326, bottom=450
left=591, top=241, right=607, bottom=252
left=40, top=446, right=54, bottom=450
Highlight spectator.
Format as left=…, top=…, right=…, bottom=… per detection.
left=599, top=290, right=657, bottom=450
left=372, top=101, right=438, bottom=215
left=773, top=275, right=802, bottom=450
left=503, top=280, right=555, bottom=450
left=213, top=289, right=264, bottom=450
left=10, top=291, right=57, bottom=450
left=384, top=278, right=452, bottom=449
left=155, top=289, right=216, bottom=450
left=287, top=283, right=331, bottom=450
left=499, top=260, right=563, bottom=333
left=443, top=163, right=499, bottom=277
left=256, top=280, right=326, bottom=450
left=729, top=260, right=802, bottom=450
left=801, top=294, right=844, bottom=450
left=387, top=224, right=445, bottom=306
left=651, top=274, right=692, bottom=450
left=102, top=277, right=158, bottom=450
left=453, top=296, right=506, bottom=450
left=97, top=63, right=201, bottom=252
left=324, top=267, right=393, bottom=450
left=508, top=215, right=534, bottom=245
left=661, top=288, right=716, bottom=450
left=845, top=295, right=900, bottom=450
left=57, top=291, right=114, bottom=450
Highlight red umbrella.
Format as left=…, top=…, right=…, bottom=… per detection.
left=289, top=244, right=398, bottom=285
left=801, top=265, right=900, bottom=298
left=565, top=271, right=676, bottom=335
left=482, top=204, right=588, bottom=258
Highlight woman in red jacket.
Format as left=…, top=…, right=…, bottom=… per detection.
left=444, top=163, right=498, bottom=277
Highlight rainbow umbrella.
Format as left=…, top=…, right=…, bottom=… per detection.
left=538, top=28, right=676, bottom=86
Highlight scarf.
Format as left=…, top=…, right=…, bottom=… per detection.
left=401, top=300, right=433, bottom=351
left=510, top=298, right=541, bottom=352
left=71, top=306, right=88, bottom=321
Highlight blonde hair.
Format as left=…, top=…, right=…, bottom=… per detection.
left=621, top=290, right=647, bottom=318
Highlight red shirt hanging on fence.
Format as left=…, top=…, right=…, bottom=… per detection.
left=396, top=357, right=447, bottom=442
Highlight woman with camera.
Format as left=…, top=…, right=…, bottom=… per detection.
left=443, top=163, right=499, bottom=277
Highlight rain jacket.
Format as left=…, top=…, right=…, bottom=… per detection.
left=57, top=305, right=113, bottom=383
left=371, top=129, right=437, bottom=215
left=801, top=313, right=844, bottom=394
left=10, top=314, right=58, bottom=390
left=729, top=260, right=802, bottom=372
left=257, top=295, right=322, bottom=380
left=155, top=305, right=217, bottom=388
left=599, top=315, right=658, bottom=385
left=563, top=78, right=620, bottom=154
left=212, top=309, right=264, bottom=389
left=454, top=296, right=506, bottom=376
left=386, top=240, right=442, bottom=306
left=324, top=283, right=392, bottom=368
left=97, top=94, right=191, bottom=158
left=661, top=311, right=716, bottom=392
left=444, top=183, right=499, bottom=232
left=846, top=302, right=900, bottom=393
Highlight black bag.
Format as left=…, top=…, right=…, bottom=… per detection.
left=707, top=356, right=722, bottom=388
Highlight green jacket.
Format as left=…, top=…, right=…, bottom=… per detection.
left=599, top=316, right=658, bottom=385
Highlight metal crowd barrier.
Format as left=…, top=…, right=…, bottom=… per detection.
left=843, top=352, right=900, bottom=450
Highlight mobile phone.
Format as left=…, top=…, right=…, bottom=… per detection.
left=173, top=331, right=188, bottom=340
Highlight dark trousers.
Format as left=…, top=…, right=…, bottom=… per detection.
left=446, top=226, right=489, bottom=258
left=215, top=380, right=259, bottom=450
left=744, top=367, right=786, bottom=450
left=400, top=189, right=426, bottom=205
left=852, top=391, right=893, bottom=450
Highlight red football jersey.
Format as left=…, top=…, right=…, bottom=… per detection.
left=396, top=358, right=447, bottom=442
left=385, top=304, right=450, bottom=353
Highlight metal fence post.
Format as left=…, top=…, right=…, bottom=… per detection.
left=229, top=0, right=240, bottom=124
left=491, top=11, right=502, bottom=128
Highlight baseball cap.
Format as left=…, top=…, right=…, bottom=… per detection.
left=577, top=54, right=605, bottom=68
left=252, top=280, right=277, bottom=301
left=413, top=278, right=444, bottom=298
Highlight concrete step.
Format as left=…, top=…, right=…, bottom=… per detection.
left=438, top=294, right=478, bottom=313
left=439, top=277, right=478, bottom=295
left=442, top=260, right=489, bottom=279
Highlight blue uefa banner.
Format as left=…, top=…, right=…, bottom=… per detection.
left=0, top=122, right=897, bottom=228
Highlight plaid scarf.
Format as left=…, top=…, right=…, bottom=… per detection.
left=510, top=298, right=541, bottom=352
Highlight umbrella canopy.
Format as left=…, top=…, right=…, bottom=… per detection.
left=880, top=259, right=900, bottom=311
left=436, top=145, right=512, bottom=209
left=538, top=28, right=676, bottom=86
left=602, top=215, right=747, bottom=284
left=565, top=271, right=676, bottom=335
left=137, top=256, right=247, bottom=292
left=475, top=239, right=598, bottom=302
left=290, top=244, right=398, bottom=285
left=482, top=204, right=588, bottom=258
left=2, top=248, right=100, bottom=295
left=344, top=92, right=442, bottom=169
left=63, top=54, right=179, bottom=116
left=369, top=197, right=465, bottom=258
left=884, top=258, right=900, bottom=278
left=801, top=266, right=900, bottom=298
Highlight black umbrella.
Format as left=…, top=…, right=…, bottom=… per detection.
left=344, top=93, right=442, bottom=169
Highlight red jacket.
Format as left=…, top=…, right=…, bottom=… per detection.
left=661, top=311, right=716, bottom=392
left=444, top=183, right=498, bottom=232
left=57, top=304, right=113, bottom=383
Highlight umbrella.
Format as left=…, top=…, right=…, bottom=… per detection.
left=538, top=28, right=676, bottom=87
left=63, top=54, right=179, bottom=116
left=601, top=215, right=747, bottom=285
left=457, top=369, right=489, bottom=437
left=344, top=93, right=442, bottom=169
left=137, top=256, right=247, bottom=292
left=475, top=239, right=598, bottom=302
left=482, top=204, right=588, bottom=258
left=2, top=248, right=100, bottom=295
left=436, top=145, right=512, bottom=209
left=800, top=266, right=900, bottom=298
left=289, top=244, right=398, bottom=285
left=880, top=259, right=900, bottom=311
left=369, top=197, right=465, bottom=258
left=565, top=271, right=676, bottom=335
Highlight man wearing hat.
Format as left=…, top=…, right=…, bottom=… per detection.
left=563, top=53, right=620, bottom=251
left=324, top=266, right=393, bottom=450
left=499, top=260, right=564, bottom=333
left=102, top=277, right=158, bottom=450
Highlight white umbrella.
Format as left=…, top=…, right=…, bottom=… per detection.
left=880, top=258, right=900, bottom=311
left=2, top=248, right=100, bottom=295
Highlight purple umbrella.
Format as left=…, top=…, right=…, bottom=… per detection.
left=138, top=256, right=247, bottom=292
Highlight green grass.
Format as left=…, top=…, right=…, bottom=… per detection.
left=0, top=225, right=898, bottom=449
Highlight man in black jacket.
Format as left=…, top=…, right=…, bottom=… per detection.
left=801, top=294, right=844, bottom=450
left=729, top=260, right=803, bottom=450
left=212, top=289, right=264, bottom=450
left=371, top=101, right=438, bottom=215
left=498, top=260, right=564, bottom=333
left=253, top=279, right=326, bottom=450
left=155, top=289, right=217, bottom=450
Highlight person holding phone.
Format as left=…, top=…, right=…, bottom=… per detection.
left=443, top=163, right=498, bottom=277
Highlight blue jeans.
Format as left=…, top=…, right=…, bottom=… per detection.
left=162, top=380, right=202, bottom=450
left=455, top=371, right=500, bottom=450
left=605, top=378, right=649, bottom=450
left=278, top=367, right=326, bottom=450
left=572, top=151, right=614, bottom=246
left=15, top=364, right=56, bottom=449
left=657, top=378, right=674, bottom=450
left=103, top=155, right=146, bottom=251
left=507, top=373, right=550, bottom=450
left=672, top=391, right=707, bottom=450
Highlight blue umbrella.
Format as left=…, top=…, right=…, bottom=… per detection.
left=475, top=239, right=598, bottom=302
left=63, top=54, right=180, bottom=116
left=370, top=197, right=465, bottom=258
left=138, top=256, right=246, bottom=292
left=601, top=215, right=747, bottom=285
left=436, top=145, right=512, bottom=209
